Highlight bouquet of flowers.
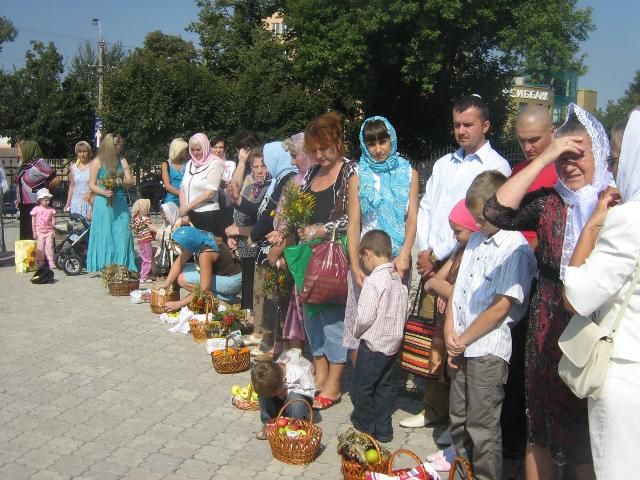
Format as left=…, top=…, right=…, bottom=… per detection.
left=276, top=182, right=316, bottom=236
left=100, top=173, right=123, bottom=206
left=263, top=264, right=291, bottom=297
left=189, top=283, right=209, bottom=314
left=209, top=304, right=246, bottom=337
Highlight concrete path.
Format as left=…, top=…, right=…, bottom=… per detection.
left=0, top=220, right=443, bottom=480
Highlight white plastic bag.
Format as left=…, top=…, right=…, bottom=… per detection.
left=168, top=306, right=193, bottom=334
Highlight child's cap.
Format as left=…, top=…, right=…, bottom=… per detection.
left=36, top=188, right=53, bottom=200
left=449, top=199, right=479, bottom=232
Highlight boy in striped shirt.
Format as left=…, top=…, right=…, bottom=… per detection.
left=445, top=171, right=536, bottom=480
left=350, top=230, right=409, bottom=443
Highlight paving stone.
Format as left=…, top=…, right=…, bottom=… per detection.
left=16, top=448, right=63, bottom=470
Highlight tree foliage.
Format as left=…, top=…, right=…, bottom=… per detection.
left=598, top=69, right=640, bottom=132
left=0, top=16, right=17, bottom=54
left=0, top=41, right=94, bottom=157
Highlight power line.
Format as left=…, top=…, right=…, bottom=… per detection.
left=14, top=25, right=137, bottom=50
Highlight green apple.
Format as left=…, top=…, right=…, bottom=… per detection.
left=238, top=388, right=250, bottom=400
left=251, top=391, right=258, bottom=401
left=277, top=427, right=286, bottom=435
left=297, top=430, right=307, bottom=436
left=231, top=385, right=241, bottom=396
left=366, top=449, right=380, bottom=464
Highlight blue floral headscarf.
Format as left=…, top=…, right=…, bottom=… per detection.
left=172, top=227, right=219, bottom=254
left=358, top=116, right=411, bottom=256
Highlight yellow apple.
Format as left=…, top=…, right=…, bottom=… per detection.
left=231, top=385, right=241, bottom=396
left=239, top=387, right=250, bottom=400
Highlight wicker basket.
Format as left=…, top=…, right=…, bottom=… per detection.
left=231, top=384, right=259, bottom=410
left=109, top=279, right=140, bottom=296
left=211, top=336, right=250, bottom=374
left=448, top=456, right=474, bottom=480
left=385, top=449, right=432, bottom=479
left=150, top=280, right=180, bottom=314
left=266, top=399, right=322, bottom=465
left=341, top=431, right=390, bottom=480
left=189, top=292, right=216, bottom=342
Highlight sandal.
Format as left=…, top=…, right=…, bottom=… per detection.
left=312, top=394, right=341, bottom=410
left=255, top=426, right=268, bottom=440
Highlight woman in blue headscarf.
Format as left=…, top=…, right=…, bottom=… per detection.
left=343, top=116, right=419, bottom=362
left=158, top=226, right=242, bottom=311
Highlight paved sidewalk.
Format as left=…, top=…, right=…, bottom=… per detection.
left=0, top=222, right=443, bottom=480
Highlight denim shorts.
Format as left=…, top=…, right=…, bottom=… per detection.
left=182, top=263, right=242, bottom=298
left=303, top=305, right=348, bottom=364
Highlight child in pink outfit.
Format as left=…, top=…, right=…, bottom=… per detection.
left=129, top=199, right=158, bottom=282
left=31, top=188, right=56, bottom=269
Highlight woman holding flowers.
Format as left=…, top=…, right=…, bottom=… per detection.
left=297, top=112, right=357, bottom=410
left=343, top=117, right=418, bottom=363
left=87, top=134, right=137, bottom=272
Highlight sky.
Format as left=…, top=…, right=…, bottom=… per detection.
left=1, top=0, right=638, bottom=110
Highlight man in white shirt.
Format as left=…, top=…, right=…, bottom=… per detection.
left=401, top=95, right=511, bottom=429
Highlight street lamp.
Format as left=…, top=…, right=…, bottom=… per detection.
left=91, top=18, right=105, bottom=115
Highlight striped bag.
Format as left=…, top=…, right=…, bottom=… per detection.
left=399, top=280, right=439, bottom=379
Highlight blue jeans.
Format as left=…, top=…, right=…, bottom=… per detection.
left=259, top=392, right=312, bottom=424
left=182, top=263, right=242, bottom=301
left=303, top=304, right=348, bottom=363
left=350, top=342, right=397, bottom=442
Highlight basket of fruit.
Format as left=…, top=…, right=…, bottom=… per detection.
left=189, top=291, right=217, bottom=343
left=382, top=448, right=434, bottom=479
left=338, top=427, right=391, bottom=480
left=150, top=280, right=180, bottom=314
left=211, top=336, right=250, bottom=374
left=231, top=383, right=259, bottom=410
left=266, top=398, right=322, bottom=465
left=102, top=264, right=140, bottom=296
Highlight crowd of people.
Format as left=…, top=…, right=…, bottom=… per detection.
left=11, top=97, right=640, bottom=480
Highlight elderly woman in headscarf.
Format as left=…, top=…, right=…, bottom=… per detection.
left=87, top=134, right=137, bottom=272
left=224, top=147, right=272, bottom=319
left=248, top=141, right=298, bottom=361
left=15, top=140, right=60, bottom=239
left=483, top=104, right=612, bottom=479
left=178, top=133, right=226, bottom=236
left=343, top=116, right=419, bottom=364
left=158, top=226, right=242, bottom=311
left=563, top=108, right=639, bottom=480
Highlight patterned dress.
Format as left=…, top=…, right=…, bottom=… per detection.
left=484, top=189, right=592, bottom=465
left=69, top=163, right=92, bottom=218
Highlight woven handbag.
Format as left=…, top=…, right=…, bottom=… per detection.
left=300, top=227, right=348, bottom=305
left=399, top=280, right=439, bottom=379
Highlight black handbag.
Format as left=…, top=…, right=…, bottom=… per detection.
left=153, top=232, right=172, bottom=276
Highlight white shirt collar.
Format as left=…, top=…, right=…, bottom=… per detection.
left=481, top=228, right=510, bottom=247
left=452, top=140, right=492, bottom=164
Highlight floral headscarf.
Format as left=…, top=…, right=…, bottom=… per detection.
left=258, top=141, right=297, bottom=216
left=554, top=104, right=613, bottom=280
left=189, top=133, right=220, bottom=168
left=616, top=108, right=640, bottom=203
left=358, top=116, right=411, bottom=256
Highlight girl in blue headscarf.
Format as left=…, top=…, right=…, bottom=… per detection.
left=157, top=226, right=242, bottom=311
left=343, top=116, right=419, bottom=361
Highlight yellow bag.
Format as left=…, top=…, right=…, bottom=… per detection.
left=15, top=240, right=37, bottom=273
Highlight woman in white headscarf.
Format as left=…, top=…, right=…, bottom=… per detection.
left=483, top=104, right=612, bottom=479
left=563, top=108, right=639, bottom=479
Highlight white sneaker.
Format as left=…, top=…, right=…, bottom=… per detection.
left=399, top=411, right=429, bottom=428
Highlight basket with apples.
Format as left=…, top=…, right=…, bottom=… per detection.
left=266, top=398, right=322, bottom=465
left=368, top=449, right=435, bottom=480
left=338, top=427, right=391, bottom=480
left=189, top=291, right=217, bottom=343
left=210, top=336, right=250, bottom=374
left=231, top=383, right=259, bottom=411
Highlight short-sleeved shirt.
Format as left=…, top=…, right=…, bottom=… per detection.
left=452, top=229, right=537, bottom=361
left=129, top=215, right=153, bottom=243
left=181, top=159, right=224, bottom=212
left=30, top=205, right=56, bottom=234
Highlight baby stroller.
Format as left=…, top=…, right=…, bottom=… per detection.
left=55, top=213, right=90, bottom=275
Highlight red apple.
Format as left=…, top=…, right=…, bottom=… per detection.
left=276, top=418, right=288, bottom=428
left=287, top=423, right=300, bottom=431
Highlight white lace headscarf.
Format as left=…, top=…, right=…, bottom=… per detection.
left=554, top=103, right=613, bottom=281
left=616, top=108, right=640, bottom=203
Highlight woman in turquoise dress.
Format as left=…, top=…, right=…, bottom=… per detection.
left=86, top=134, right=137, bottom=272
left=161, top=138, right=188, bottom=206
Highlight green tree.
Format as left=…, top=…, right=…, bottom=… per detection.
left=284, top=0, right=593, bottom=154
left=67, top=40, right=127, bottom=112
left=190, top=0, right=329, bottom=142
left=103, top=31, right=223, bottom=173
left=0, top=16, right=17, bottom=54
left=598, top=69, right=640, bottom=131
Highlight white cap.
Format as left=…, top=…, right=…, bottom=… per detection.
left=36, top=188, right=53, bottom=200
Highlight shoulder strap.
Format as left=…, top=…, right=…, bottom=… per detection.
left=410, top=279, right=426, bottom=316
left=610, top=257, right=640, bottom=338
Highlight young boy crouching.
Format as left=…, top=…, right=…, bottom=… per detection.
left=445, top=171, right=536, bottom=480
left=251, top=349, right=315, bottom=440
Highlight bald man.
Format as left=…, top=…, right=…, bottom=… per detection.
left=512, top=105, right=557, bottom=248
left=500, top=105, right=557, bottom=469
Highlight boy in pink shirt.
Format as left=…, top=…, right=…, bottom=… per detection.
left=30, top=188, right=56, bottom=269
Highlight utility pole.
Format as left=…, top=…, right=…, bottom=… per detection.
left=92, top=18, right=105, bottom=114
